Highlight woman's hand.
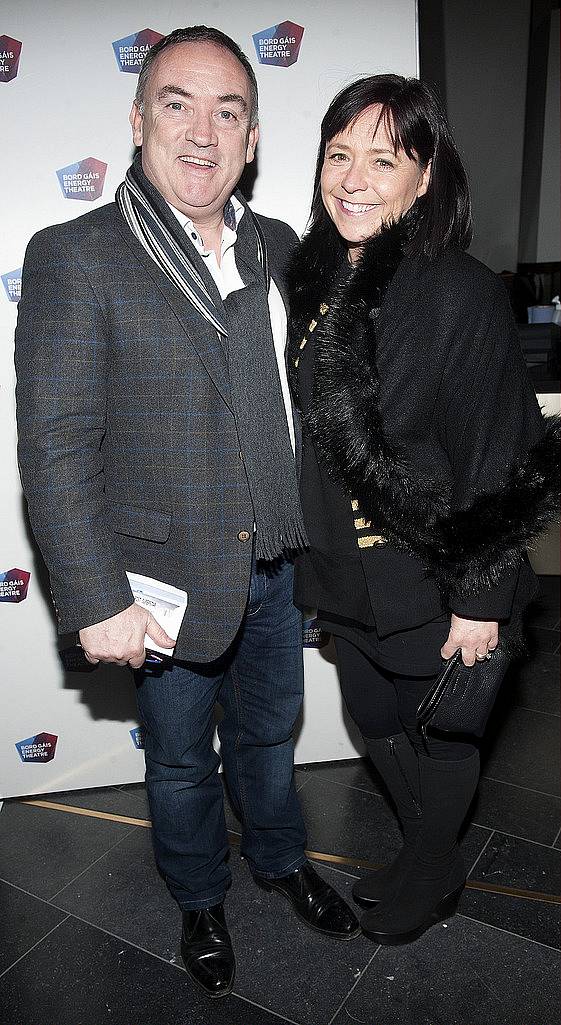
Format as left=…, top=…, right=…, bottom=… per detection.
left=441, top=614, right=499, bottom=667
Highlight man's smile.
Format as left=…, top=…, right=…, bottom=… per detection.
left=178, top=155, right=218, bottom=168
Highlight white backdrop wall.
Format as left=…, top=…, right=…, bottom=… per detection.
left=0, top=0, right=419, bottom=798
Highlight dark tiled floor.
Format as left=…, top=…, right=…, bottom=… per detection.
left=0, top=915, right=287, bottom=1025
left=1, top=576, right=559, bottom=1024
left=0, top=880, right=67, bottom=975
left=0, top=800, right=135, bottom=899
left=461, top=831, right=561, bottom=949
left=331, top=914, right=561, bottom=1025
left=481, top=704, right=560, bottom=797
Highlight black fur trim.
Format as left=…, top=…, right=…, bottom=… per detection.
left=291, top=219, right=560, bottom=602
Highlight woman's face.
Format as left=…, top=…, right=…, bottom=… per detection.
left=320, top=104, right=431, bottom=263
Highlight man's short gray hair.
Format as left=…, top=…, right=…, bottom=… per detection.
left=135, top=25, right=259, bottom=128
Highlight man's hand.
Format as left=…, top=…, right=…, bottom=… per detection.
left=79, top=603, right=175, bottom=670
left=441, top=613, right=499, bottom=667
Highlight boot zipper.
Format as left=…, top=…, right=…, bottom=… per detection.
left=388, top=737, right=422, bottom=814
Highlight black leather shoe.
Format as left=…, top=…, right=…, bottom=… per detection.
left=254, top=862, right=360, bottom=939
left=180, top=904, right=235, bottom=998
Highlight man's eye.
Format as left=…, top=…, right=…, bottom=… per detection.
left=217, top=110, right=236, bottom=121
left=167, top=102, right=184, bottom=111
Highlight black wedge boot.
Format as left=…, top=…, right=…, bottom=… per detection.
left=361, top=749, right=480, bottom=945
left=352, top=732, right=422, bottom=908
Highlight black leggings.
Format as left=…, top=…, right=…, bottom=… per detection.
left=334, top=636, right=477, bottom=760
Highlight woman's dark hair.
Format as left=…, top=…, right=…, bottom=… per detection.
left=309, top=74, right=472, bottom=259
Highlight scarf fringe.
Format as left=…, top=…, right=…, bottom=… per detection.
left=256, top=519, right=309, bottom=562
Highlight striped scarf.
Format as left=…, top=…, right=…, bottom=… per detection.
left=116, top=154, right=269, bottom=337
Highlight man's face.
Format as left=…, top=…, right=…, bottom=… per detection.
left=130, top=40, right=258, bottom=228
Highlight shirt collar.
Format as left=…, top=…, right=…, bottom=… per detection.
left=167, top=194, right=245, bottom=253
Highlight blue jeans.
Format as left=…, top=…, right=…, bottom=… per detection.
left=135, top=558, right=307, bottom=910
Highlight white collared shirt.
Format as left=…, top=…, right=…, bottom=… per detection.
left=168, top=197, right=295, bottom=453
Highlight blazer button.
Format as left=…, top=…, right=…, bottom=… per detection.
left=237, top=530, right=251, bottom=542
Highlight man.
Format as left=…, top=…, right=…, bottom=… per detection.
left=15, top=26, right=358, bottom=998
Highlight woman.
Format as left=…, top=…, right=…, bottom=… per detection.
left=287, top=75, right=558, bottom=945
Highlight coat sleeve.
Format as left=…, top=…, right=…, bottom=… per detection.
left=435, top=278, right=559, bottom=618
left=14, top=229, right=134, bottom=633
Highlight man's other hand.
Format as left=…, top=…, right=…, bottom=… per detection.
left=79, top=603, right=175, bottom=669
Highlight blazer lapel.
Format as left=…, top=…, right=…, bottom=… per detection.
left=113, top=207, right=232, bottom=408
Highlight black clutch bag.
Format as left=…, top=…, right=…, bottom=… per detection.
left=416, top=635, right=520, bottom=739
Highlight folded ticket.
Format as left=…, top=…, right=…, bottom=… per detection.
left=126, top=572, right=188, bottom=655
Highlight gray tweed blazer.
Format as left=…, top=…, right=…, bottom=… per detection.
left=15, top=193, right=299, bottom=662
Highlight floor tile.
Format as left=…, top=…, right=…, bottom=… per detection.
left=482, top=705, right=560, bottom=797
left=228, top=857, right=375, bottom=1024
left=0, top=801, right=134, bottom=900
left=51, top=830, right=373, bottom=1025
left=459, top=889, right=560, bottom=951
left=297, top=776, right=491, bottom=874
left=507, top=650, right=560, bottom=716
left=0, top=916, right=289, bottom=1025
left=470, top=830, right=561, bottom=894
left=296, top=758, right=383, bottom=796
left=50, top=825, right=183, bottom=961
left=472, top=775, right=560, bottom=844
left=463, top=831, right=561, bottom=948
left=0, top=880, right=67, bottom=975
left=297, top=776, right=403, bottom=866
left=332, top=913, right=560, bottom=1025
left=294, top=768, right=310, bottom=791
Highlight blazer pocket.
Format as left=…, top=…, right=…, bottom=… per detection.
left=109, top=502, right=172, bottom=543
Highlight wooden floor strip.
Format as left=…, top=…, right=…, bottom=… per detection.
left=19, top=798, right=561, bottom=906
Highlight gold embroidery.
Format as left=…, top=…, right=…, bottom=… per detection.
left=354, top=517, right=372, bottom=529
left=319, top=303, right=329, bottom=315
left=299, top=337, right=308, bottom=349
left=358, top=535, right=386, bottom=548
left=308, top=319, right=318, bottom=332
left=351, top=499, right=360, bottom=512
left=294, top=357, right=300, bottom=368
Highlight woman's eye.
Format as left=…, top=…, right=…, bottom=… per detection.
left=376, top=159, right=394, bottom=169
left=329, top=153, right=347, bottom=162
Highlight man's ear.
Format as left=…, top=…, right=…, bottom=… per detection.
left=130, top=101, right=144, bottom=147
left=246, top=123, right=259, bottom=164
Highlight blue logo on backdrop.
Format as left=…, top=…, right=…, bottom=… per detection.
left=16, top=732, right=58, bottom=763
left=252, top=21, right=305, bottom=67
left=2, top=268, right=21, bottom=302
left=112, top=29, right=164, bottom=73
left=130, top=727, right=145, bottom=749
left=56, top=157, right=107, bottom=202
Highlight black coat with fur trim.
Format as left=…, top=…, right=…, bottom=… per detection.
left=287, top=221, right=559, bottom=636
